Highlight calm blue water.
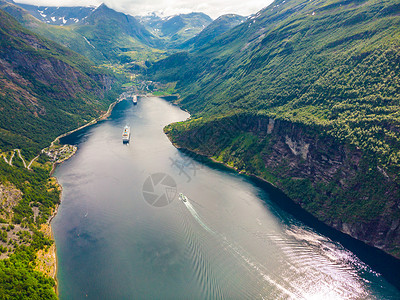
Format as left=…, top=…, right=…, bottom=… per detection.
left=52, top=97, right=400, bottom=299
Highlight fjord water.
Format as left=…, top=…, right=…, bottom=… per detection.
left=53, top=97, right=399, bottom=299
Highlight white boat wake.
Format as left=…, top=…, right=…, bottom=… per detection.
left=182, top=195, right=303, bottom=299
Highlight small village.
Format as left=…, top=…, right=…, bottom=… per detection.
left=42, top=144, right=77, bottom=164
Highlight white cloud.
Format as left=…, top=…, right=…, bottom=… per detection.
left=14, top=0, right=274, bottom=19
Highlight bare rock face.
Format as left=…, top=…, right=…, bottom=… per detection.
left=285, top=135, right=309, bottom=160
left=166, top=114, right=400, bottom=259
left=0, top=182, right=32, bottom=259
left=94, top=73, right=114, bottom=91
left=0, top=182, right=22, bottom=221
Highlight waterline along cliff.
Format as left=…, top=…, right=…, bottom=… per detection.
left=165, top=113, right=400, bottom=259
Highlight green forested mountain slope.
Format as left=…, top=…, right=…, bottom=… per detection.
left=152, top=0, right=400, bottom=258
left=77, top=3, right=161, bottom=49
left=0, top=9, right=121, bottom=155
left=71, top=3, right=164, bottom=62
left=152, top=0, right=400, bottom=175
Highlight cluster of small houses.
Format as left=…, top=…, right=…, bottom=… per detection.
left=43, top=145, right=76, bottom=163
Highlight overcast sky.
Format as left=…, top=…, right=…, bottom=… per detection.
left=14, top=0, right=274, bottom=18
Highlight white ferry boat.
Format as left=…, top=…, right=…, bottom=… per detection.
left=179, top=193, right=188, bottom=202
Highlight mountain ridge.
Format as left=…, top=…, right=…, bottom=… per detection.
left=137, top=12, right=212, bottom=48
left=1, top=1, right=166, bottom=63
left=8, top=2, right=216, bottom=53
left=180, top=14, right=246, bottom=49
left=16, top=2, right=95, bottom=25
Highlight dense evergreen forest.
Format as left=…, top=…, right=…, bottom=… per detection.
left=0, top=159, right=58, bottom=299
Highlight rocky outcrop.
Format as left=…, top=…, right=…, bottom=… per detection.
left=0, top=182, right=22, bottom=222
left=94, top=73, right=114, bottom=91
left=165, top=114, right=400, bottom=259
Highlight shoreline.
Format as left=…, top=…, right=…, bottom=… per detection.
left=171, top=144, right=279, bottom=190
left=46, top=95, right=168, bottom=293
left=50, top=98, right=120, bottom=148
left=44, top=98, right=121, bottom=295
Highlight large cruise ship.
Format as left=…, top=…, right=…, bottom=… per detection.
left=122, top=125, right=130, bottom=143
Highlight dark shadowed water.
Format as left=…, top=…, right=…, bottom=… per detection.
left=52, top=97, right=400, bottom=299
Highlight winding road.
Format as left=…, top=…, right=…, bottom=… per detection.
left=2, top=149, right=38, bottom=170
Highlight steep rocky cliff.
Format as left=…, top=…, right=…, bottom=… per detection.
left=165, top=114, right=400, bottom=259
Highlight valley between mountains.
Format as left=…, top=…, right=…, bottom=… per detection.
left=0, top=0, right=400, bottom=297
